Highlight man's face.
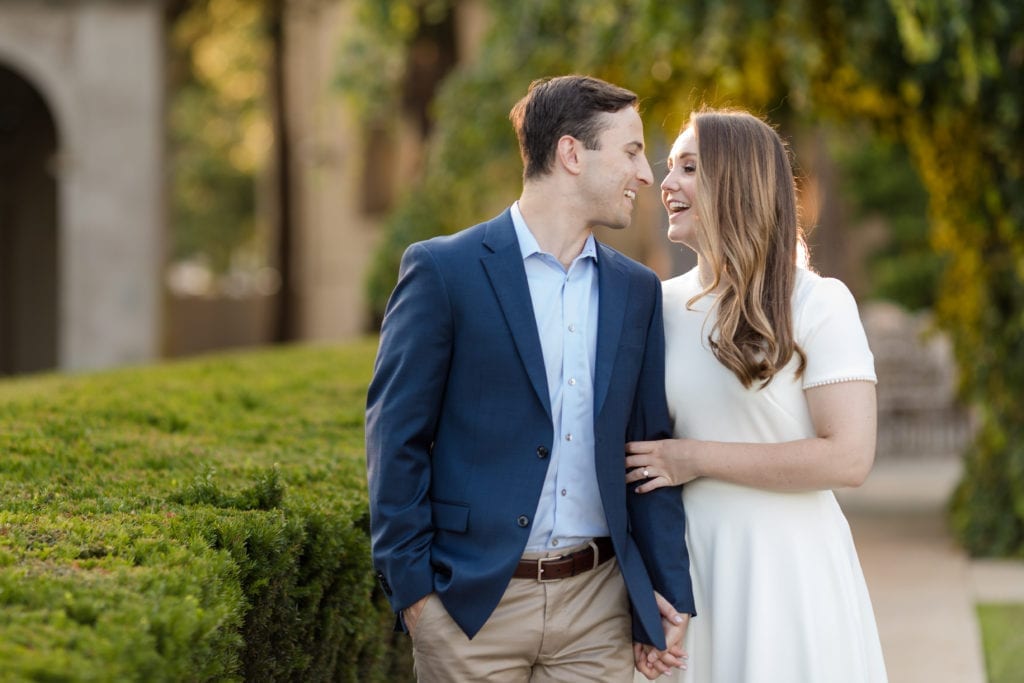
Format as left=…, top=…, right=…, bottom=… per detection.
left=577, top=107, right=654, bottom=230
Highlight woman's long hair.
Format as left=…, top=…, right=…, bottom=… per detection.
left=687, top=109, right=806, bottom=388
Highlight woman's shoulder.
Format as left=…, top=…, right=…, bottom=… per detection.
left=793, top=266, right=858, bottom=311
left=793, top=267, right=876, bottom=385
left=792, top=267, right=866, bottom=340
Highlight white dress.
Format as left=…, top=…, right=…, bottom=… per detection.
left=648, top=267, right=888, bottom=683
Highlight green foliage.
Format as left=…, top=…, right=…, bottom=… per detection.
left=977, top=603, right=1024, bottom=683
left=343, top=0, right=1024, bottom=556
left=171, top=464, right=285, bottom=510
left=951, top=415, right=1024, bottom=557
left=168, top=0, right=273, bottom=273
left=0, top=512, right=245, bottom=681
left=334, top=0, right=430, bottom=123
left=902, top=3, right=1024, bottom=557
left=0, top=342, right=413, bottom=681
left=831, top=131, right=941, bottom=310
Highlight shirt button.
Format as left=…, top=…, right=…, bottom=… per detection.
left=565, top=433, right=573, bottom=442
left=517, top=515, right=530, bottom=528
left=561, top=489, right=567, bottom=496
left=568, top=378, right=576, bottom=386
left=568, top=324, right=576, bottom=333
left=551, top=539, right=559, bottom=547
left=536, top=446, right=549, bottom=459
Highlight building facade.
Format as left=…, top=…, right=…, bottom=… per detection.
left=0, top=0, right=165, bottom=374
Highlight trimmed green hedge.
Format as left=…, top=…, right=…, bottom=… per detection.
left=0, top=341, right=413, bottom=681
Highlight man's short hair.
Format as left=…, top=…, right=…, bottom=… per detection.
left=509, top=75, right=639, bottom=179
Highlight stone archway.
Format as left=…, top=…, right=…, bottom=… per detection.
left=0, top=0, right=165, bottom=374
left=0, top=64, right=58, bottom=375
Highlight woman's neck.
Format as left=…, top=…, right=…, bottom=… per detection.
left=696, top=256, right=717, bottom=291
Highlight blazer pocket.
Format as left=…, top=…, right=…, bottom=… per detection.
left=431, top=500, right=470, bottom=533
left=619, top=326, right=646, bottom=348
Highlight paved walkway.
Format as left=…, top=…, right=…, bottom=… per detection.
left=836, top=457, right=1024, bottom=683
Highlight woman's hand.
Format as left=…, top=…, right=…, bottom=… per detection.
left=625, top=439, right=702, bottom=492
left=634, top=590, right=689, bottom=678
left=627, top=381, right=878, bottom=493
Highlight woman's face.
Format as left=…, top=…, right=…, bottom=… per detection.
left=661, top=126, right=700, bottom=251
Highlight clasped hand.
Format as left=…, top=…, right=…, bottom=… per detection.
left=634, top=591, right=689, bottom=678
left=625, top=438, right=701, bottom=493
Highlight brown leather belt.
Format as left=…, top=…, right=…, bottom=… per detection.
left=512, top=537, right=615, bottom=581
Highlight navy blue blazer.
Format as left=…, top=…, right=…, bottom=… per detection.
left=366, top=209, right=694, bottom=647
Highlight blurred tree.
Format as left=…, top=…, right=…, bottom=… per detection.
left=832, top=130, right=940, bottom=310
left=265, top=0, right=296, bottom=342
left=166, top=0, right=271, bottom=276
left=342, top=0, right=1024, bottom=556
left=335, top=0, right=460, bottom=321
left=165, top=0, right=307, bottom=341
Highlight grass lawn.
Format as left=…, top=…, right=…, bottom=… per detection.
left=977, top=603, right=1024, bottom=683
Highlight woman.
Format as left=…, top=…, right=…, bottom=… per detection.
left=629, top=109, right=888, bottom=682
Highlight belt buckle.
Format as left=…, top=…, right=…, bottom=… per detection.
left=536, top=554, right=563, bottom=582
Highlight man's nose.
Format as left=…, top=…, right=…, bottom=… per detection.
left=638, top=156, right=654, bottom=186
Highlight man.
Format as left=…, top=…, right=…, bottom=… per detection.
left=366, top=75, right=694, bottom=681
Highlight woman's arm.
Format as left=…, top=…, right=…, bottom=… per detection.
left=625, top=380, right=877, bottom=493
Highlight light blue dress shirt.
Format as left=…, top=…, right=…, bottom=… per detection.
left=511, top=202, right=609, bottom=552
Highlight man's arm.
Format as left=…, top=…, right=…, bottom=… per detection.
left=626, top=274, right=695, bottom=626
left=366, top=242, right=453, bottom=621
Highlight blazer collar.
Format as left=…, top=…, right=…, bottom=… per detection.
left=593, top=242, right=630, bottom=416
left=481, top=211, right=552, bottom=417
left=480, top=210, right=633, bottom=419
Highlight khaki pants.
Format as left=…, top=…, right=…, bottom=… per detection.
left=411, top=547, right=634, bottom=682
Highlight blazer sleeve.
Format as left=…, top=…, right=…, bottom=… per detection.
left=366, top=242, right=452, bottom=616
left=626, top=273, right=696, bottom=623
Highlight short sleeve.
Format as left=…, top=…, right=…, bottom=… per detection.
left=796, top=275, right=876, bottom=389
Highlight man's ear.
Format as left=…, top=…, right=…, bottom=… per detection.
left=556, top=135, right=584, bottom=176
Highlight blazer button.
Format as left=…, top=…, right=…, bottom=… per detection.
left=517, top=515, right=530, bottom=528
left=536, top=446, right=549, bottom=459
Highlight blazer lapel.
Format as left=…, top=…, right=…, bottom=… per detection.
left=481, top=213, right=552, bottom=418
left=594, top=243, right=630, bottom=416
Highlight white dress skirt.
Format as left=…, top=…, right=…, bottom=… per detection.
left=640, top=267, right=888, bottom=683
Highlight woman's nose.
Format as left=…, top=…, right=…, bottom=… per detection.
left=660, top=170, right=678, bottom=192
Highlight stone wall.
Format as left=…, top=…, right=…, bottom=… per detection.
left=0, top=0, right=164, bottom=372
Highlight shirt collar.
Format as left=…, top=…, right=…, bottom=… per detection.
left=511, top=201, right=598, bottom=263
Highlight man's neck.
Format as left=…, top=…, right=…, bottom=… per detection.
left=517, top=184, right=593, bottom=269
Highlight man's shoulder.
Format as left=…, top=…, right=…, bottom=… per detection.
left=411, top=209, right=513, bottom=257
